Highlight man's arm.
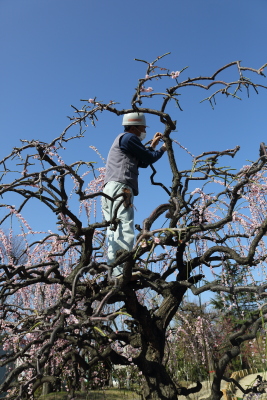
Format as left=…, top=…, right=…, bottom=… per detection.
left=120, top=133, right=166, bottom=165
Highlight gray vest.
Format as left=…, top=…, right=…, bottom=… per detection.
left=104, top=133, right=139, bottom=195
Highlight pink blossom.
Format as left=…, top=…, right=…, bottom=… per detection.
left=88, top=98, right=94, bottom=103
left=3, top=341, right=10, bottom=351
left=145, top=75, right=150, bottom=79
left=25, top=333, right=33, bottom=340
left=140, top=86, right=153, bottom=92
left=191, top=188, right=202, bottom=195
left=171, top=71, right=180, bottom=79
left=154, top=237, right=160, bottom=244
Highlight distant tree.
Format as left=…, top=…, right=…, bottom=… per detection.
left=1, top=53, right=267, bottom=400
left=166, top=302, right=219, bottom=383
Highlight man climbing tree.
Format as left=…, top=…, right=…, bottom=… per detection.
left=102, top=112, right=166, bottom=280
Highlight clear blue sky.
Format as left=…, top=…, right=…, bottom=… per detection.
left=1, top=0, right=267, bottom=231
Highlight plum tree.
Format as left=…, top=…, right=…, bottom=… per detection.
left=1, top=54, right=267, bottom=399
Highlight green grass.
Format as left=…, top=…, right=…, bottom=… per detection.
left=37, top=388, right=141, bottom=400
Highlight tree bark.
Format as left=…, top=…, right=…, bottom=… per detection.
left=142, top=361, right=178, bottom=400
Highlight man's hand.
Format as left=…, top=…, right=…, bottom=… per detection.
left=151, top=132, right=163, bottom=148
left=161, top=142, right=167, bottom=151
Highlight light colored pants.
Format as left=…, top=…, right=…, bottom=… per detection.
left=102, top=181, right=134, bottom=277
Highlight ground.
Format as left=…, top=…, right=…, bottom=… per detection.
left=36, top=389, right=141, bottom=400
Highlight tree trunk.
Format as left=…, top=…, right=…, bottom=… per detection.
left=140, top=345, right=178, bottom=400
left=143, top=373, right=178, bottom=400
left=139, top=345, right=203, bottom=400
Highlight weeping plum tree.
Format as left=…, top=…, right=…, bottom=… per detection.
left=1, top=53, right=267, bottom=400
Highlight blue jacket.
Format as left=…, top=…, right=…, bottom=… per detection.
left=104, top=132, right=164, bottom=195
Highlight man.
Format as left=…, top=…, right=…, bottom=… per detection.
left=102, top=112, right=166, bottom=278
